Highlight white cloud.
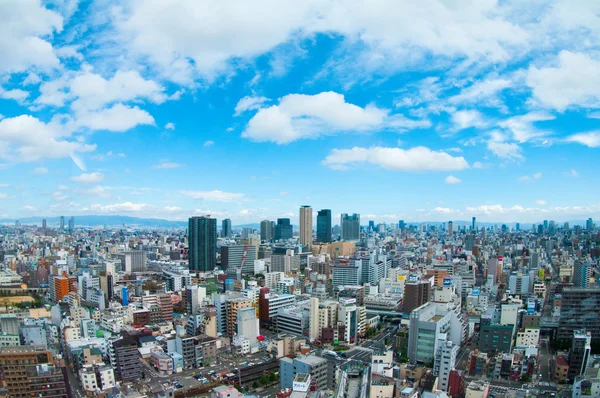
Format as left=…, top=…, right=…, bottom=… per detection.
left=0, top=193, right=15, bottom=200
left=0, top=115, right=95, bottom=167
left=444, top=175, right=462, bottom=184
left=165, top=122, right=175, bottom=130
left=33, top=167, right=48, bottom=174
left=497, top=111, right=555, bottom=143
left=564, top=169, right=579, bottom=177
left=487, top=140, right=523, bottom=160
left=22, top=205, right=36, bottom=212
left=0, top=0, right=63, bottom=74
left=71, top=172, right=104, bottom=183
left=451, top=110, right=487, bottom=130
left=181, top=190, right=245, bottom=202
left=449, top=78, right=513, bottom=106
left=279, top=191, right=289, bottom=196
left=88, top=202, right=155, bottom=213
left=527, top=51, right=600, bottom=112
left=22, top=73, right=41, bottom=85
left=57, top=185, right=69, bottom=190
left=73, top=104, right=155, bottom=132
left=536, top=200, right=546, bottom=206
left=114, top=0, right=530, bottom=83
left=589, top=112, right=600, bottom=120
left=518, top=172, right=542, bottom=183
left=322, top=146, right=469, bottom=172
left=234, top=96, right=269, bottom=115
left=152, top=161, right=184, bottom=169
left=565, top=131, right=600, bottom=148
left=52, top=191, right=68, bottom=201
left=242, top=91, right=428, bottom=144
left=472, top=161, right=484, bottom=169
left=203, top=140, right=214, bottom=147
left=0, top=87, right=30, bottom=103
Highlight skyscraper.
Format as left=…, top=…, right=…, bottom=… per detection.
left=368, top=220, right=375, bottom=231
left=260, top=220, right=272, bottom=241
left=399, top=220, right=406, bottom=230
left=587, top=218, right=594, bottom=230
left=340, top=213, right=360, bottom=241
left=316, top=209, right=332, bottom=243
left=60, top=216, right=65, bottom=230
left=299, top=205, right=312, bottom=246
left=448, top=221, right=453, bottom=238
left=188, top=216, right=217, bottom=271
left=222, top=218, right=232, bottom=238
left=68, top=216, right=74, bottom=232
left=274, top=218, right=293, bottom=241
left=472, top=217, right=476, bottom=231
left=42, top=218, right=46, bottom=230
left=573, top=261, right=592, bottom=288
left=569, top=330, right=592, bottom=379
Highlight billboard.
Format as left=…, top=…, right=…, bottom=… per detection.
left=443, top=277, right=452, bottom=286
left=397, top=275, right=406, bottom=281
left=472, top=287, right=480, bottom=297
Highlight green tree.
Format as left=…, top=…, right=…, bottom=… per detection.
left=259, top=374, right=268, bottom=385
left=252, top=381, right=258, bottom=389
left=268, top=372, right=276, bottom=382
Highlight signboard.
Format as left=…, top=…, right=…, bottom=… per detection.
left=498, top=256, right=503, bottom=262
left=443, top=278, right=452, bottom=286
left=472, top=287, right=480, bottom=297
left=397, top=275, right=405, bottom=281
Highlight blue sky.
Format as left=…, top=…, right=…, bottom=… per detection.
left=1, top=0, right=600, bottom=224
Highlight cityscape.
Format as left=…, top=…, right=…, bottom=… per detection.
left=0, top=213, right=599, bottom=398
left=2, top=1, right=600, bottom=398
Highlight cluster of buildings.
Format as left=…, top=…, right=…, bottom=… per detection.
left=0, top=212, right=598, bottom=398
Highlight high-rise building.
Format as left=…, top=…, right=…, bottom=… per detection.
left=435, top=338, right=459, bottom=391
left=448, top=221, right=453, bottom=238
left=279, top=355, right=328, bottom=390
left=299, top=205, right=313, bottom=246
left=472, top=217, right=476, bottom=231
left=403, top=277, right=431, bottom=314
left=0, top=346, right=69, bottom=397
left=573, top=261, right=592, bottom=288
left=221, top=245, right=258, bottom=275
left=274, top=218, right=293, bottom=241
left=399, top=220, right=406, bottom=230
left=587, top=218, right=594, bottom=230
left=186, top=285, right=199, bottom=315
left=308, top=297, right=320, bottom=342
left=316, top=209, right=332, bottom=243
left=42, top=218, right=47, bottom=230
left=68, top=216, right=74, bottom=232
left=116, top=250, right=147, bottom=273
left=226, top=297, right=253, bottom=337
left=188, top=216, right=217, bottom=271
left=408, top=302, right=453, bottom=364
left=260, top=220, right=272, bottom=241
left=558, top=288, right=600, bottom=343
left=109, top=336, right=142, bottom=381
left=222, top=218, right=232, bottom=238
left=340, top=213, right=360, bottom=241
left=60, top=216, right=65, bottom=230
left=569, top=330, right=592, bottom=379
left=368, top=220, right=375, bottom=231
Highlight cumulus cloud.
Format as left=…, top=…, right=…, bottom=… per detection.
left=498, top=112, right=554, bottom=143
left=564, top=131, right=600, bottom=148
left=527, top=51, right=600, bottom=112
left=181, top=190, right=245, bottom=202
left=234, top=96, right=270, bottom=115
left=203, top=140, right=214, bottom=147
left=536, top=200, right=546, bottom=206
left=71, top=172, right=104, bottom=183
left=322, top=146, right=469, bottom=171
left=451, top=110, right=487, bottom=130
left=472, top=161, right=484, bottom=169
left=518, top=172, right=542, bottom=183
left=74, top=104, right=155, bottom=132
left=242, top=91, right=428, bottom=144
left=165, top=122, right=175, bottom=130
left=444, top=175, right=462, bottom=184
left=87, top=202, right=155, bottom=213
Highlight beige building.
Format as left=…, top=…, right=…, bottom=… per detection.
left=465, top=380, right=490, bottom=398
left=299, top=205, right=313, bottom=247
left=226, top=297, right=253, bottom=337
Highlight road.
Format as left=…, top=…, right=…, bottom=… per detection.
left=538, top=338, right=552, bottom=382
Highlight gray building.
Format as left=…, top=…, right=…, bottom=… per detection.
left=260, top=220, right=272, bottom=241
left=341, top=213, right=360, bottom=241
left=221, top=245, right=258, bottom=275
left=479, top=324, right=513, bottom=353
left=109, top=337, right=142, bottom=381
left=188, top=216, right=217, bottom=272
left=274, top=218, right=293, bottom=241
left=280, top=355, right=328, bottom=390
left=557, top=287, right=600, bottom=343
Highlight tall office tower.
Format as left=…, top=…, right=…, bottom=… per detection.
left=368, top=220, right=375, bottom=231
left=299, top=205, right=313, bottom=246
left=564, top=222, right=570, bottom=232
left=573, top=261, right=592, bottom=288
left=0, top=346, right=69, bottom=397
left=60, top=216, right=65, bottom=230
left=42, top=218, right=47, bottom=230
left=316, top=209, right=332, bottom=243
left=308, top=297, right=320, bottom=342
left=587, top=218, right=594, bottom=230
left=569, top=330, right=592, bottom=379
left=68, top=216, right=74, bottom=232
left=186, top=285, right=199, bottom=315
left=116, top=250, right=147, bottom=273
left=270, top=221, right=275, bottom=239
left=543, top=220, right=548, bottom=232
left=448, top=221, right=453, bottom=238
left=435, top=339, right=459, bottom=392
left=403, top=277, right=432, bottom=314
left=274, top=218, right=293, bottom=240
left=340, top=213, right=360, bottom=241
left=472, top=217, right=476, bottom=231
left=260, top=220, right=272, bottom=241
left=221, top=244, right=257, bottom=275
left=222, top=218, right=232, bottom=238
left=188, top=216, right=217, bottom=271
left=399, top=220, right=406, bottom=230
left=558, top=288, right=600, bottom=343
left=516, top=223, right=520, bottom=231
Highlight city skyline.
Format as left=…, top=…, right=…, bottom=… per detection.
left=1, top=1, right=600, bottom=223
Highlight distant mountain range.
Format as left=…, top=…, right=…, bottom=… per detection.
left=0, top=215, right=591, bottom=229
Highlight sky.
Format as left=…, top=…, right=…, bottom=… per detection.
left=1, top=0, right=600, bottom=225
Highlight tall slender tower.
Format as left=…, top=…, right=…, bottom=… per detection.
left=317, top=209, right=332, bottom=243
left=189, top=216, right=217, bottom=271
left=299, top=205, right=313, bottom=246
left=221, top=219, right=232, bottom=238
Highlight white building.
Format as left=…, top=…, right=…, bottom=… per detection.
left=515, top=327, right=540, bottom=347
left=434, top=336, right=459, bottom=392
